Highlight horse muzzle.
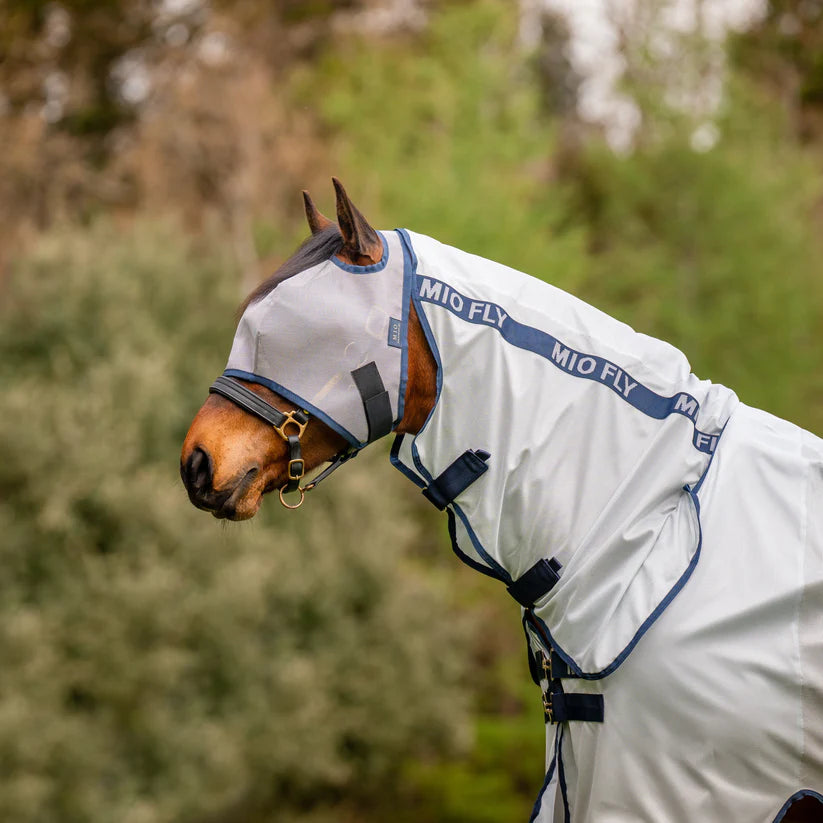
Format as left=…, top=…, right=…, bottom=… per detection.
left=180, top=446, right=260, bottom=520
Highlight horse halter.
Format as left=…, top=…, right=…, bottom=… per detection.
left=209, top=375, right=357, bottom=509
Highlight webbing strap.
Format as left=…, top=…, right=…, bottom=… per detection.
left=546, top=689, right=604, bottom=724
left=422, top=449, right=490, bottom=510
left=507, top=557, right=562, bottom=607
left=303, top=447, right=359, bottom=492
left=351, top=362, right=393, bottom=442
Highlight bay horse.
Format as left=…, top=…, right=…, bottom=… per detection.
left=181, top=180, right=823, bottom=822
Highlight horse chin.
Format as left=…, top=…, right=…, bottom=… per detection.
left=217, top=494, right=262, bottom=521
left=209, top=471, right=266, bottom=521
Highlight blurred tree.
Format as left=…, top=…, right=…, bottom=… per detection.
left=0, top=0, right=405, bottom=283
left=732, top=0, right=823, bottom=140
left=0, top=221, right=468, bottom=823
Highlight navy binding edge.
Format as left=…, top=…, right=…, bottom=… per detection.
left=528, top=726, right=560, bottom=823
left=330, top=230, right=390, bottom=273
left=531, top=487, right=704, bottom=680
left=772, top=791, right=823, bottom=823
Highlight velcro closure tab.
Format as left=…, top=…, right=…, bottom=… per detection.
left=547, top=690, right=604, bottom=724
left=507, top=557, right=562, bottom=607
left=422, top=449, right=490, bottom=510
left=351, top=362, right=393, bottom=442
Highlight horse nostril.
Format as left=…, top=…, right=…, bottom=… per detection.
left=184, top=446, right=214, bottom=493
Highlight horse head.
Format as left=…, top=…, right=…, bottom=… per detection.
left=180, top=180, right=436, bottom=519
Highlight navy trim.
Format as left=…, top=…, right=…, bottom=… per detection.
left=395, top=252, right=712, bottom=676
left=389, top=435, right=426, bottom=489
left=416, top=275, right=724, bottom=455
left=532, top=486, right=704, bottom=679
left=411, top=287, right=510, bottom=582
left=330, top=231, right=390, bottom=273
left=223, top=369, right=361, bottom=448
left=555, top=725, right=570, bottom=823
left=422, top=449, right=490, bottom=510
left=690, top=418, right=728, bottom=495
left=390, top=241, right=510, bottom=583
left=442, top=469, right=511, bottom=582
left=446, top=510, right=502, bottom=581
left=528, top=728, right=560, bottom=823
left=772, top=791, right=823, bottom=823
left=396, top=228, right=415, bottom=426
left=507, top=558, right=562, bottom=607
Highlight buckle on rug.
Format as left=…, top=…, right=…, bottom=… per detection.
left=541, top=651, right=553, bottom=681
left=542, top=690, right=555, bottom=724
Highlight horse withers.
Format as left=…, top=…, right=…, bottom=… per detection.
left=181, top=180, right=823, bottom=823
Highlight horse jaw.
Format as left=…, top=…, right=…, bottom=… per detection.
left=180, top=387, right=346, bottom=520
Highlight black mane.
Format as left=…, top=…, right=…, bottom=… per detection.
left=238, top=225, right=344, bottom=315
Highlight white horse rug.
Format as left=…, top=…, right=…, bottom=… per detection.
left=222, top=227, right=823, bottom=822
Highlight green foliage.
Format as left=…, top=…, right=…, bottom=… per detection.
left=3, top=4, right=823, bottom=823
left=279, top=4, right=823, bottom=820
left=296, top=0, right=589, bottom=292
left=568, top=99, right=823, bottom=433
left=300, top=0, right=823, bottom=435
left=0, top=222, right=468, bottom=823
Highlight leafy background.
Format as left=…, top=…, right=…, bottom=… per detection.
left=1, top=1, right=822, bottom=821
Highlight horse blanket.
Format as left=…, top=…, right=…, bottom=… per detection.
left=222, top=228, right=823, bottom=822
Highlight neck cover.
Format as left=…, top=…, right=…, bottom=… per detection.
left=390, top=230, right=823, bottom=823
left=224, top=229, right=410, bottom=448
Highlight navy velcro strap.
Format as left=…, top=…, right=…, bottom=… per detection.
left=548, top=651, right=576, bottom=679
left=351, top=362, right=393, bottom=442
left=422, top=449, right=490, bottom=510
left=507, top=557, right=562, bottom=607
left=547, top=691, right=604, bottom=724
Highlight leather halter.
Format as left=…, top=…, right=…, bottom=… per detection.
left=209, top=375, right=357, bottom=509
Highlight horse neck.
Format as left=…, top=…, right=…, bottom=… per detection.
left=395, top=300, right=438, bottom=435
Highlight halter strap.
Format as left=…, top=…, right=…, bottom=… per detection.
left=210, top=375, right=308, bottom=436
left=208, top=375, right=357, bottom=506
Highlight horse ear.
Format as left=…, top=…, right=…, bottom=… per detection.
left=302, top=190, right=335, bottom=235
left=332, top=177, right=383, bottom=264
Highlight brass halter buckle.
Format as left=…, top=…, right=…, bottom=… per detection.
left=272, top=410, right=309, bottom=441
left=272, top=411, right=309, bottom=509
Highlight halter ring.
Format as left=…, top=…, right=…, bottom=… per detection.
left=279, top=484, right=306, bottom=509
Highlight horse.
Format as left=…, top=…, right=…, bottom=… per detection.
left=181, top=179, right=823, bottom=822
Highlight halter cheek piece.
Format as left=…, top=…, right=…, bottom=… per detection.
left=209, top=375, right=357, bottom=509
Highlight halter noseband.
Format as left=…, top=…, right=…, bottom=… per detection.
left=209, top=375, right=357, bottom=509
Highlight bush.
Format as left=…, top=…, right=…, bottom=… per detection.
left=0, top=222, right=468, bottom=823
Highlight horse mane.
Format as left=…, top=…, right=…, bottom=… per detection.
left=238, top=225, right=344, bottom=316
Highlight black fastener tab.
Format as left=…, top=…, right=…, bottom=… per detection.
left=422, top=449, right=490, bottom=510
left=351, top=362, right=393, bottom=442
left=507, top=557, right=562, bottom=607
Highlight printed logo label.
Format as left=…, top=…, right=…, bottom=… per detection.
left=416, top=274, right=721, bottom=454
left=387, top=317, right=402, bottom=349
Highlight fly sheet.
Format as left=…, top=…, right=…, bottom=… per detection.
left=222, top=228, right=823, bottom=822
